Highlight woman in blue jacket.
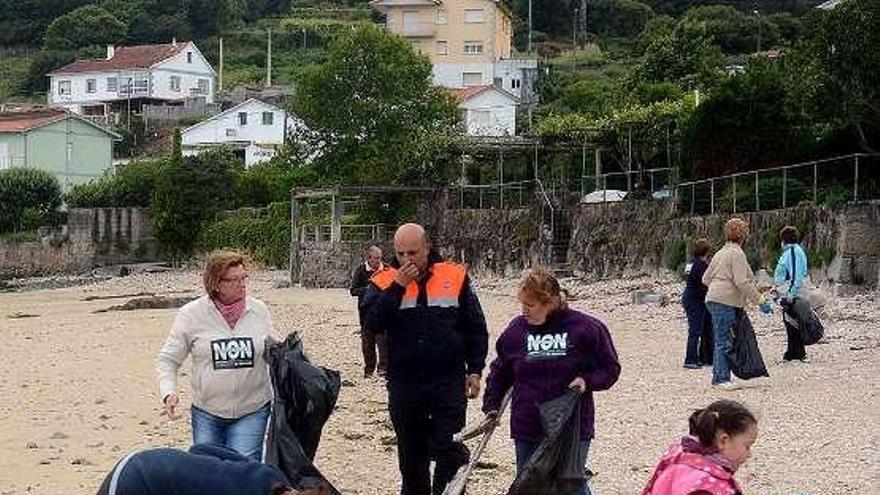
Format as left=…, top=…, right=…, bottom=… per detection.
left=482, top=267, right=621, bottom=495
left=774, top=225, right=810, bottom=363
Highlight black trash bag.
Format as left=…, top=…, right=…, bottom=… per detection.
left=507, top=390, right=585, bottom=495
left=265, top=332, right=342, bottom=494
left=726, top=310, right=769, bottom=380
left=699, top=310, right=714, bottom=365
left=783, top=298, right=825, bottom=346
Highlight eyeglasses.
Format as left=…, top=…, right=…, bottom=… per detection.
left=220, top=274, right=249, bottom=285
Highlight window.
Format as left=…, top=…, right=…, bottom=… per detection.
left=472, top=110, right=491, bottom=128
left=462, top=72, right=483, bottom=86
left=86, top=79, right=96, bottom=93
left=464, top=9, right=485, bottom=23
left=133, top=78, right=148, bottom=91
left=493, top=77, right=503, bottom=87
left=463, top=41, right=483, bottom=55
left=226, top=128, right=236, bottom=137
left=197, top=79, right=209, bottom=94
left=107, top=77, right=117, bottom=92
left=436, top=40, right=448, bottom=55
left=170, top=76, right=181, bottom=92
left=59, top=80, right=71, bottom=95
left=262, top=112, right=274, bottom=125
left=511, top=79, right=521, bottom=89
left=238, top=112, right=248, bottom=126
left=187, top=52, right=193, bottom=63
left=436, top=8, right=447, bottom=24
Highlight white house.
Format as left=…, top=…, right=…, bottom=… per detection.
left=47, top=41, right=215, bottom=121
left=181, top=99, right=300, bottom=167
left=450, top=85, right=518, bottom=136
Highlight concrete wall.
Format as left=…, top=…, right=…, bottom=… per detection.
left=0, top=207, right=157, bottom=279
left=569, top=200, right=880, bottom=292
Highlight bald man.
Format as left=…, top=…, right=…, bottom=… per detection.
left=363, top=223, right=488, bottom=495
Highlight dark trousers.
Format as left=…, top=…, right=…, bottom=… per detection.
left=782, top=303, right=807, bottom=360
left=387, top=376, right=470, bottom=495
left=682, top=294, right=712, bottom=366
left=361, top=328, right=388, bottom=376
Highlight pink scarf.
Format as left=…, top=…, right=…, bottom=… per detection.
left=214, top=297, right=246, bottom=329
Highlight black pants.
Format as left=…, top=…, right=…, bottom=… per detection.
left=783, top=316, right=807, bottom=360
left=361, top=329, right=388, bottom=376
left=387, top=376, right=470, bottom=495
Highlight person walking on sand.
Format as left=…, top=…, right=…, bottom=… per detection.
left=702, top=218, right=771, bottom=391
left=363, top=223, right=489, bottom=495
left=350, top=245, right=389, bottom=378
left=681, top=239, right=713, bottom=369
left=481, top=267, right=620, bottom=495
left=641, top=399, right=758, bottom=495
left=156, top=250, right=280, bottom=461
left=774, top=226, right=810, bottom=363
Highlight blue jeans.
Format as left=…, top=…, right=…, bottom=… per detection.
left=191, top=403, right=270, bottom=461
left=515, top=439, right=593, bottom=495
left=706, top=302, right=736, bottom=384
left=681, top=293, right=707, bottom=366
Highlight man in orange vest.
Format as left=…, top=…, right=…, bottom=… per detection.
left=363, top=223, right=488, bottom=495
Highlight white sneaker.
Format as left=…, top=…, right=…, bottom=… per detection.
left=713, top=380, right=742, bottom=391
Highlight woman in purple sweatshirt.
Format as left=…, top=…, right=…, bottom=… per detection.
left=482, top=267, right=621, bottom=495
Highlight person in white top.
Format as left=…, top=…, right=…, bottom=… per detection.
left=156, top=250, right=281, bottom=461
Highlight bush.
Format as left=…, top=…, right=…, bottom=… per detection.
left=0, top=168, right=63, bottom=233
left=66, top=159, right=166, bottom=208
left=662, top=237, right=687, bottom=270
left=198, top=202, right=291, bottom=267
left=152, top=147, right=238, bottom=260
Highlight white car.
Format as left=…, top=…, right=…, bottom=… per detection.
left=581, top=189, right=628, bottom=203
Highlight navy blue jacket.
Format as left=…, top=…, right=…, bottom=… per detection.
left=683, top=257, right=709, bottom=302
left=98, top=444, right=289, bottom=495
left=362, top=251, right=488, bottom=380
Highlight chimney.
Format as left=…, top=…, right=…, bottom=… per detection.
left=107, top=45, right=115, bottom=60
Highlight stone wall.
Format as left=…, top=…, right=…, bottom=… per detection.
left=296, top=240, right=394, bottom=289
left=0, top=207, right=158, bottom=279
left=568, top=200, right=880, bottom=291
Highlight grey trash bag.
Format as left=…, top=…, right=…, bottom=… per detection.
left=783, top=298, right=825, bottom=346
left=727, top=310, right=769, bottom=380
left=265, top=332, right=342, bottom=494
left=507, top=390, right=585, bottom=495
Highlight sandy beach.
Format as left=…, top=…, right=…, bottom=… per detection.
left=1, top=269, right=878, bottom=494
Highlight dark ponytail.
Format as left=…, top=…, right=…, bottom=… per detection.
left=688, top=400, right=757, bottom=447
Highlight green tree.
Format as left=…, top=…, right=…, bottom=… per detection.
left=0, top=168, right=63, bottom=233
left=680, top=5, right=771, bottom=54
left=43, top=5, right=127, bottom=51
left=293, top=24, right=460, bottom=185
left=592, top=0, right=656, bottom=39
left=633, top=21, right=725, bottom=91
left=151, top=149, right=238, bottom=260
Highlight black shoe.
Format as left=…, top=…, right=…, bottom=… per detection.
left=683, top=362, right=701, bottom=369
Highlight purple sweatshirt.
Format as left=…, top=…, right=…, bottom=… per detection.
left=482, top=307, right=621, bottom=442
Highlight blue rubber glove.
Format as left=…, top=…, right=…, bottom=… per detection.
left=759, top=301, right=773, bottom=315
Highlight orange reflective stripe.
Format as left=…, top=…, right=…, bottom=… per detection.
left=370, top=267, right=397, bottom=290
left=400, top=283, right=419, bottom=309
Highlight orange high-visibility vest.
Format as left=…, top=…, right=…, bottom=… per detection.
left=370, top=262, right=467, bottom=309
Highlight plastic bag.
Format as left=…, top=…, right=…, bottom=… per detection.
left=726, top=310, right=769, bottom=380
left=783, top=298, right=825, bottom=346
left=507, top=390, right=585, bottom=495
left=265, top=332, right=342, bottom=494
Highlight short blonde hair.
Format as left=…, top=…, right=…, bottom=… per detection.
left=724, top=218, right=749, bottom=244
left=203, top=250, right=247, bottom=298
left=519, top=266, right=567, bottom=310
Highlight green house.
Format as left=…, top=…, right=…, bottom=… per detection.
left=0, top=110, right=120, bottom=188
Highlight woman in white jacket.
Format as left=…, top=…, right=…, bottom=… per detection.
left=156, top=250, right=280, bottom=461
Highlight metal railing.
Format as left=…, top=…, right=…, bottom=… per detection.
left=577, top=167, right=675, bottom=199
left=674, top=154, right=880, bottom=216
left=454, top=180, right=536, bottom=209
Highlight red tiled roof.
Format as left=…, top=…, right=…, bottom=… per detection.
left=0, top=110, right=67, bottom=133
left=448, top=86, right=492, bottom=103
left=49, top=43, right=190, bottom=75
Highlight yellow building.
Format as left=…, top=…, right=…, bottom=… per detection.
left=370, top=0, right=535, bottom=98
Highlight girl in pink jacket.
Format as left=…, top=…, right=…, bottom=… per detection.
left=642, top=400, right=758, bottom=495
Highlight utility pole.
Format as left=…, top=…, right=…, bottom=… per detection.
left=528, top=0, right=533, bottom=52
left=218, top=38, right=224, bottom=92
left=266, top=29, right=273, bottom=87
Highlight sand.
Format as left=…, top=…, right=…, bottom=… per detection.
left=1, top=270, right=878, bottom=495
